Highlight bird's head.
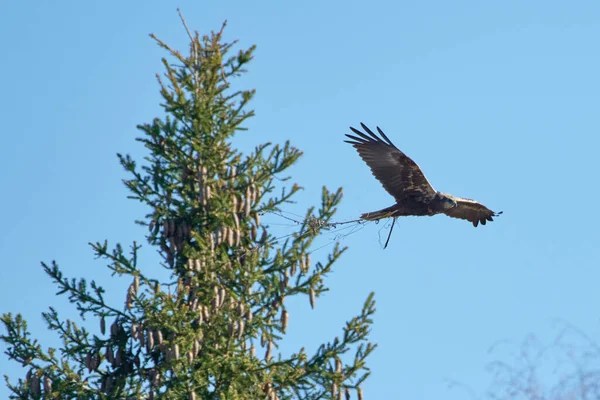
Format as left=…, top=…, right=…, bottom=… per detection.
left=438, top=193, right=458, bottom=211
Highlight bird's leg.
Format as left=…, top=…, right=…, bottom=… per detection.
left=383, top=217, right=397, bottom=249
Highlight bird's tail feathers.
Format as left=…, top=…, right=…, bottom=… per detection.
left=360, top=205, right=397, bottom=221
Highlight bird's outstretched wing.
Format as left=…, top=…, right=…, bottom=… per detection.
left=443, top=195, right=502, bottom=227
left=345, top=123, right=437, bottom=202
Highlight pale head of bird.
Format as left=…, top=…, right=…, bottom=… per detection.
left=438, top=193, right=458, bottom=211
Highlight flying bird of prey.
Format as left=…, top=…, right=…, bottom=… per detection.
left=345, top=123, right=501, bottom=231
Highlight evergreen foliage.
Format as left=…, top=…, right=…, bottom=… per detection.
left=1, top=17, right=376, bottom=400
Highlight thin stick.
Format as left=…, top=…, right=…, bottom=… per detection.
left=266, top=210, right=363, bottom=229
left=383, top=218, right=396, bottom=249
left=177, top=8, right=194, bottom=42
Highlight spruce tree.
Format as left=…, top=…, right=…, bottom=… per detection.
left=1, top=16, right=376, bottom=400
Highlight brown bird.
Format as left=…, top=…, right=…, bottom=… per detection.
left=345, top=123, right=502, bottom=228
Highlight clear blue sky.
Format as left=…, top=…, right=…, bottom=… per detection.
left=2, top=1, right=600, bottom=398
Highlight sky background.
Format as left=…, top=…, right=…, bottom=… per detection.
left=2, top=1, right=600, bottom=398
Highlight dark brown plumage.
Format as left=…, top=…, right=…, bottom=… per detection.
left=345, top=123, right=501, bottom=227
